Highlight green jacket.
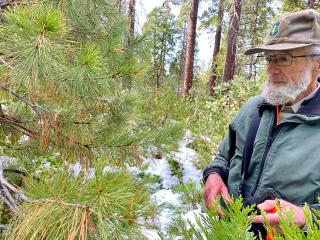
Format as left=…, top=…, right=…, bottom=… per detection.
left=203, top=92, right=320, bottom=209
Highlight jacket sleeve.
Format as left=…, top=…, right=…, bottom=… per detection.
left=203, top=123, right=236, bottom=184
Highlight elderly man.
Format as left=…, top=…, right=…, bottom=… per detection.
left=203, top=9, right=320, bottom=236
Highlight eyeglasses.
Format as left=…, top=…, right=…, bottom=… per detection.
left=256, top=54, right=320, bottom=66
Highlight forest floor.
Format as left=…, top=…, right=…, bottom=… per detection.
left=139, top=131, right=204, bottom=239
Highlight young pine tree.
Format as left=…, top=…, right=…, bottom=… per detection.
left=0, top=0, right=183, bottom=239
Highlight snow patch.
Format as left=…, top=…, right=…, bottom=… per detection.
left=173, top=139, right=202, bottom=184
left=151, top=189, right=182, bottom=206
left=126, top=164, right=141, bottom=175
left=150, top=189, right=183, bottom=232
left=69, top=162, right=81, bottom=176
left=144, top=157, right=179, bottom=189
left=182, top=209, right=209, bottom=240
left=140, top=227, right=162, bottom=240
left=103, top=166, right=119, bottom=174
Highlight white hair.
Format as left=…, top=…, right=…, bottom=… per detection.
left=304, top=45, right=320, bottom=80
left=304, top=45, right=320, bottom=59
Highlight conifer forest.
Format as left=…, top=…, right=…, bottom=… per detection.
left=0, top=0, right=319, bottom=239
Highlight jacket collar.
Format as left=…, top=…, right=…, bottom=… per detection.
left=258, top=77, right=320, bottom=117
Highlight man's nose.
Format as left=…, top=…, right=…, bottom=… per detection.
left=267, top=61, right=281, bottom=74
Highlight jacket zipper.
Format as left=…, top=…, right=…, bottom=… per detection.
left=251, top=110, right=276, bottom=196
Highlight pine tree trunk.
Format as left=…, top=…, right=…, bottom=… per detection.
left=177, top=22, right=187, bottom=94
left=208, top=0, right=224, bottom=96
left=308, top=0, right=316, bottom=8
left=0, top=0, right=8, bottom=6
left=122, top=0, right=136, bottom=90
left=248, top=1, right=259, bottom=80
left=117, top=0, right=122, bottom=12
left=222, top=0, right=243, bottom=82
left=182, top=0, right=199, bottom=97
left=128, top=0, right=135, bottom=41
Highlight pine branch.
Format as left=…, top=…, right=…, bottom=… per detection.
left=0, top=116, right=36, bottom=137
left=0, top=159, right=29, bottom=201
left=4, top=168, right=27, bottom=177
left=1, top=185, right=18, bottom=212
left=0, top=141, right=16, bottom=149
left=0, top=56, right=13, bottom=69
left=0, top=160, right=30, bottom=214
left=26, top=198, right=90, bottom=211
left=0, top=83, right=50, bottom=117
left=0, top=192, right=17, bottom=213
left=0, top=113, right=92, bottom=151
left=0, top=224, right=7, bottom=230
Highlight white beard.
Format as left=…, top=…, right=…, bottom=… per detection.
left=261, top=71, right=312, bottom=106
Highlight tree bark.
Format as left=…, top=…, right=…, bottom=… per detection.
left=128, top=0, right=136, bottom=41
left=122, top=0, right=136, bottom=90
left=176, top=21, right=188, bottom=94
left=0, top=0, right=9, bottom=7
left=208, top=0, right=224, bottom=96
left=248, top=1, right=259, bottom=80
left=308, top=0, right=316, bottom=8
left=182, top=0, right=199, bottom=97
left=117, top=0, right=122, bottom=13
left=222, top=0, right=243, bottom=82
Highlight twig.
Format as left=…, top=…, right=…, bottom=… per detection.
left=0, top=224, right=7, bottom=230
left=0, top=193, right=17, bottom=213
left=0, top=116, right=36, bottom=137
left=1, top=185, right=18, bottom=211
left=0, top=159, right=29, bottom=209
left=4, top=168, right=27, bottom=177
left=0, top=56, right=13, bottom=69
left=0, top=83, right=49, bottom=117
left=27, top=198, right=89, bottom=210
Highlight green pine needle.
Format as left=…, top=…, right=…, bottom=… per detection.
left=4, top=168, right=151, bottom=240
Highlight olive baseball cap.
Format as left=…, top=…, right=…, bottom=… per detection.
left=245, top=9, right=320, bottom=55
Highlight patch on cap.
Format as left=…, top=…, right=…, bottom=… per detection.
left=269, top=20, right=280, bottom=37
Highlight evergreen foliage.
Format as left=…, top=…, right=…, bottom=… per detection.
left=4, top=167, right=150, bottom=240
left=167, top=197, right=320, bottom=240
left=0, top=0, right=319, bottom=239
left=0, top=0, right=183, bottom=238
left=167, top=197, right=256, bottom=240
left=281, top=0, right=320, bottom=11
left=0, top=0, right=182, bottom=166
left=142, top=4, right=177, bottom=88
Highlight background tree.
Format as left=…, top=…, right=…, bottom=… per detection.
left=142, top=3, right=177, bottom=89
left=207, top=0, right=225, bottom=95
left=282, top=0, right=320, bottom=11
left=128, top=0, right=136, bottom=42
left=117, top=0, right=123, bottom=12
left=168, top=0, right=190, bottom=93
left=182, top=0, right=200, bottom=96
left=308, top=0, right=316, bottom=8
left=237, top=0, right=275, bottom=79
left=222, top=0, right=243, bottom=82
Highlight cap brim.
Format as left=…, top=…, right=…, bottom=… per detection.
left=245, top=43, right=314, bottom=55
